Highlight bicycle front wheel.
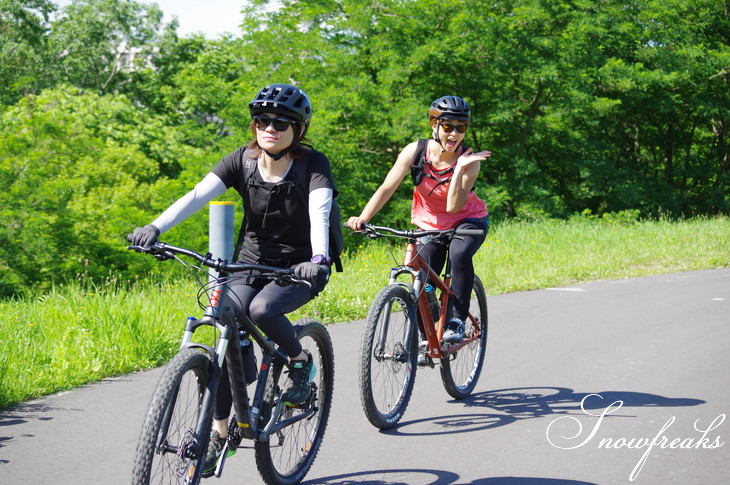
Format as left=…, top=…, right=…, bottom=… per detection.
left=359, top=283, right=418, bottom=429
left=132, top=347, right=213, bottom=485
left=440, top=274, right=488, bottom=399
left=255, top=319, right=334, bottom=485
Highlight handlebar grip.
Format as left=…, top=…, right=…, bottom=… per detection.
left=455, top=228, right=486, bottom=237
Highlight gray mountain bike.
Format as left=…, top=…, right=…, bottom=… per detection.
left=129, top=241, right=334, bottom=485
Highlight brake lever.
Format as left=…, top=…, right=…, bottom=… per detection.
left=274, top=275, right=312, bottom=288
left=127, top=244, right=174, bottom=260
left=154, top=251, right=175, bottom=261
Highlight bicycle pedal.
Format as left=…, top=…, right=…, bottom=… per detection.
left=213, top=443, right=236, bottom=478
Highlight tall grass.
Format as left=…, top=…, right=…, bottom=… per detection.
left=302, top=215, right=730, bottom=322
left=0, top=276, right=202, bottom=409
left=1, top=216, right=728, bottom=409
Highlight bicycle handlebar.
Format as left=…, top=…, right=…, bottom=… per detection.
left=127, top=241, right=307, bottom=285
left=356, top=224, right=484, bottom=240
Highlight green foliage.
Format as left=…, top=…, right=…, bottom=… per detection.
left=0, top=85, right=207, bottom=296
left=0, top=0, right=729, bottom=296
left=46, top=0, right=165, bottom=94
left=0, top=0, right=56, bottom=105
left=225, top=0, right=730, bottom=221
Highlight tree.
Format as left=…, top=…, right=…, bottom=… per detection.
left=0, top=86, right=207, bottom=297
left=46, top=0, right=164, bottom=93
left=0, top=0, right=56, bottom=105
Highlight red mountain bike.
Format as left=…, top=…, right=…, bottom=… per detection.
left=355, top=224, right=488, bottom=429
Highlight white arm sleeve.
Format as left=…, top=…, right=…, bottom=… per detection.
left=309, top=187, right=333, bottom=257
left=151, top=173, right=228, bottom=234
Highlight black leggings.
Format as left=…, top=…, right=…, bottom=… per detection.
left=417, top=218, right=488, bottom=322
left=214, top=278, right=312, bottom=420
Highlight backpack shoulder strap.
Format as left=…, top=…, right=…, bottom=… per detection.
left=410, top=139, right=429, bottom=186
left=241, top=149, right=259, bottom=185
left=291, top=155, right=344, bottom=272
left=234, top=149, right=259, bottom=259
left=290, top=156, right=310, bottom=202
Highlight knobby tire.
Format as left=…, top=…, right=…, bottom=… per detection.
left=254, top=319, right=335, bottom=485
left=440, top=274, right=488, bottom=399
left=131, top=348, right=213, bottom=485
left=359, top=284, right=418, bottom=429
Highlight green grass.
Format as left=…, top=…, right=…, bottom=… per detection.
left=1, top=216, right=728, bottom=409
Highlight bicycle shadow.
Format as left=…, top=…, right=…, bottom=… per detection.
left=380, top=386, right=704, bottom=437
left=306, top=469, right=598, bottom=485
left=466, top=387, right=705, bottom=417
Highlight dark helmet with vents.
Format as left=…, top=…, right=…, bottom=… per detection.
left=250, top=84, right=312, bottom=139
left=428, top=95, right=471, bottom=123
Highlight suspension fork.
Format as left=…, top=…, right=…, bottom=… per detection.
left=376, top=264, right=422, bottom=362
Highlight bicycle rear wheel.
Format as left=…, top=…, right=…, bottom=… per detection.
left=255, top=319, right=334, bottom=485
left=132, top=347, right=213, bottom=485
left=359, top=283, right=418, bottom=429
left=440, top=274, right=488, bottom=399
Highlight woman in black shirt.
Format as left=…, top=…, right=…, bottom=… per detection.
left=128, top=84, right=335, bottom=473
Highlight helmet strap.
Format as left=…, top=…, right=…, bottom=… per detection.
left=432, top=121, right=467, bottom=154
left=260, top=122, right=302, bottom=160
left=432, top=123, right=446, bottom=153
left=263, top=148, right=290, bottom=161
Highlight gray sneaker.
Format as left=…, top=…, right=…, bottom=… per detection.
left=417, top=341, right=429, bottom=366
left=202, top=430, right=235, bottom=475
left=442, top=318, right=465, bottom=343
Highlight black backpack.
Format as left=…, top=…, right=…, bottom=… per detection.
left=410, top=139, right=431, bottom=186
left=410, top=139, right=473, bottom=196
left=240, top=152, right=344, bottom=272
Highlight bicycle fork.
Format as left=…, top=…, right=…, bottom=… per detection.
left=373, top=266, right=424, bottom=364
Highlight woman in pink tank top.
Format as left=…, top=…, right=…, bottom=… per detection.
left=347, top=96, right=491, bottom=349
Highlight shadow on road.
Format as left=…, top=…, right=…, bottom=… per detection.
left=466, top=387, right=705, bottom=417
left=308, top=468, right=598, bottom=485
left=380, top=387, right=704, bottom=437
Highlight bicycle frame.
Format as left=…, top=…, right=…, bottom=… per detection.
left=388, top=237, right=483, bottom=361
left=130, top=241, right=335, bottom=485
left=172, top=270, right=317, bottom=460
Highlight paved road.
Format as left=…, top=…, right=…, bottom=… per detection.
left=2, top=269, right=729, bottom=484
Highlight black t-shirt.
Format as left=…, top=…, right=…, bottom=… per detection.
left=212, top=147, right=335, bottom=263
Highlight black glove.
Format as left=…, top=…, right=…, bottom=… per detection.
left=127, top=224, right=160, bottom=247
left=293, top=262, right=330, bottom=292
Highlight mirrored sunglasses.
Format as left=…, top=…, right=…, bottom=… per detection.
left=440, top=122, right=468, bottom=134
left=253, top=115, right=296, bottom=132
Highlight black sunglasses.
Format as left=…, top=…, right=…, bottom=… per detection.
left=253, top=115, right=296, bottom=132
left=440, top=122, right=468, bottom=134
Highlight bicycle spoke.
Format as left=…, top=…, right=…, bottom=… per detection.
left=359, top=284, right=417, bottom=429
left=440, top=275, right=488, bottom=399
left=132, top=349, right=211, bottom=485
left=255, top=320, right=334, bottom=485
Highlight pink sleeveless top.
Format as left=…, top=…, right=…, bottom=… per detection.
left=411, top=147, right=488, bottom=230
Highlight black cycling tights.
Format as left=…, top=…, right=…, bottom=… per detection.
left=417, top=218, right=488, bottom=322
left=214, top=279, right=311, bottom=420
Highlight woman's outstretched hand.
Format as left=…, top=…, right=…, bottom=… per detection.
left=456, top=148, right=492, bottom=169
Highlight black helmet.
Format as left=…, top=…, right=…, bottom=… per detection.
left=249, top=84, right=312, bottom=128
left=428, top=96, right=471, bottom=122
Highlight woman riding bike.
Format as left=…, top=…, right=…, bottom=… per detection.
left=347, top=95, right=490, bottom=364
left=128, top=83, right=337, bottom=473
